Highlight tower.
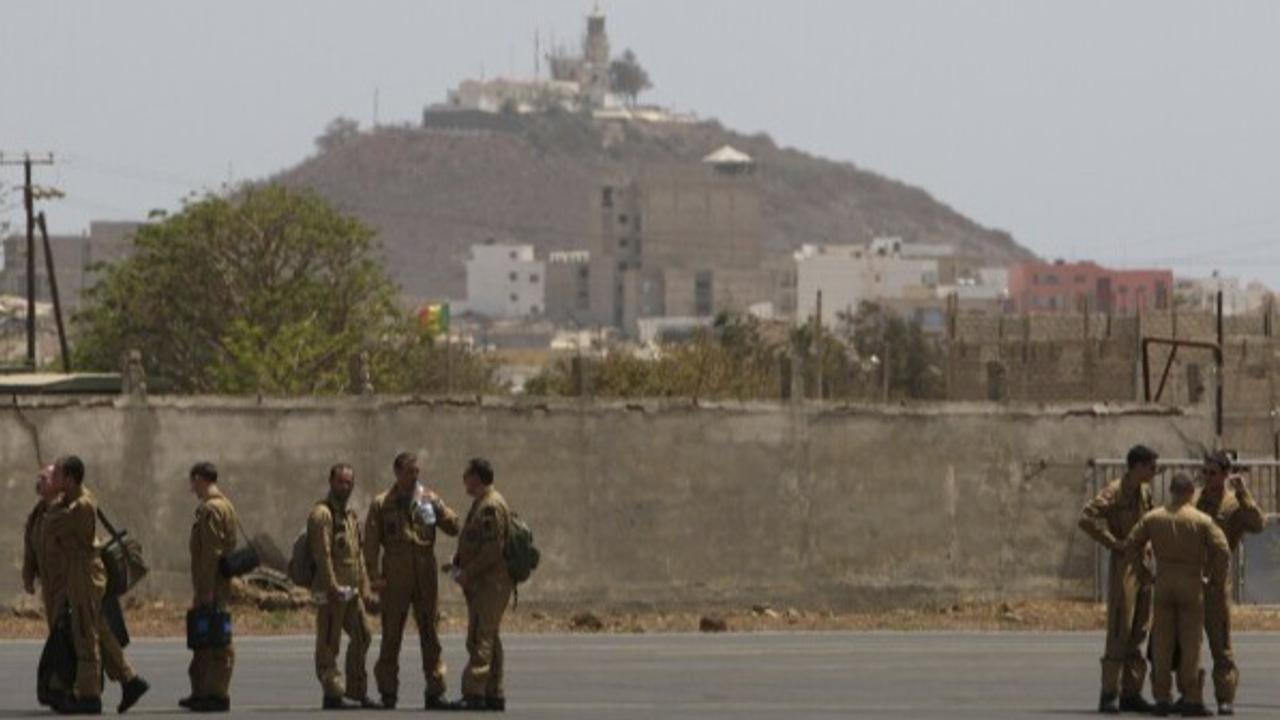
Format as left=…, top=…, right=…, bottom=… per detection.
left=581, top=7, right=611, bottom=105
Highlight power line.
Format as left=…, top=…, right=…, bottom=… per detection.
left=0, top=151, right=55, bottom=369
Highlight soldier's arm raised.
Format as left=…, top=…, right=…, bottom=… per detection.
left=1078, top=488, right=1120, bottom=551
left=308, top=504, right=340, bottom=594
left=435, top=499, right=461, bottom=538
left=1232, top=477, right=1266, bottom=535
left=1205, top=520, right=1231, bottom=589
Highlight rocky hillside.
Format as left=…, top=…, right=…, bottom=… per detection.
left=274, top=111, right=1034, bottom=304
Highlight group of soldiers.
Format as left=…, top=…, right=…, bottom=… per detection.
left=1080, top=445, right=1264, bottom=717
left=21, top=452, right=516, bottom=714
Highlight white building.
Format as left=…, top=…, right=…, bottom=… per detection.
left=464, top=243, right=546, bottom=318
left=794, top=238, right=945, bottom=327
left=1174, top=273, right=1271, bottom=315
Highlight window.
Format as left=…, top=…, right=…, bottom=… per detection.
left=530, top=305, right=540, bottom=315
left=508, top=271, right=518, bottom=282
left=1075, top=275, right=1086, bottom=284
left=509, top=293, right=519, bottom=303
left=1043, top=274, right=1060, bottom=285
left=619, top=237, right=628, bottom=248
left=529, top=274, right=539, bottom=283
left=509, top=250, right=518, bottom=260
left=694, top=270, right=713, bottom=316
left=618, top=214, right=628, bottom=225
left=602, top=187, right=614, bottom=208
left=1032, top=274, right=1039, bottom=285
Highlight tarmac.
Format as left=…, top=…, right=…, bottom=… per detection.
left=3, top=631, right=1280, bottom=718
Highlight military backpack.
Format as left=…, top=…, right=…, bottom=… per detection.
left=504, top=513, right=540, bottom=585
left=287, top=501, right=339, bottom=587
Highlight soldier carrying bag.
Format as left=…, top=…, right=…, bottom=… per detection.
left=97, top=508, right=148, bottom=597
left=218, top=514, right=261, bottom=578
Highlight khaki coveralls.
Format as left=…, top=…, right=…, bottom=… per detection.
left=1125, top=502, right=1230, bottom=705
left=309, top=496, right=373, bottom=701
left=188, top=487, right=239, bottom=701
left=43, top=486, right=137, bottom=700
left=455, top=487, right=513, bottom=701
left=364, top=485, right=460, bottom=700
left=1196, top=485, right=1264, bottom=704
left=1079, top=475, right=1153, bottom=698
left=23, top=499, right=54, bottom=626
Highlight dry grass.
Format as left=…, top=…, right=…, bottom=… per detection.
left=10, top=599, right=1280, bottom=639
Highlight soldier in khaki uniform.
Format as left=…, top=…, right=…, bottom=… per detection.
left=183, top=462, right=239, bottom=713
left=364, top=452, right=460, bottom=710
left=23, top=465, right=58, bottom=626
left=1195, top=450, right=1265, bottom=716
left=1124, top=472, right=1230, bottom=717
left=1079, top=444, right=1157, bottom=714
left=448, top=458, right=513, bottom=712
left=309, top=463, right=377, bottom=710
left=43, top=455, right=149, bottom=715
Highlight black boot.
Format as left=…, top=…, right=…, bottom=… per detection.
left=456, top=695, right=489, bottom=712
left=350, top=696, right=382, bottom=709
left=323, top=696, right=360, bottom=710
left=424, top=693, right=454, bottom=710
left=1098, top=692, right=1120, bottom=715
left=1180, top=702, right=1213, bottom=717
left=1120, top=693, right=1156, bottom=713
left=118, top=676, right=150, bottom=714
left=178, top=696, right=196, bottom=709
left=486, top=696, right=506, bottom=712
left=380, top=694, right=397, bottom=710
left=55, top=696, right=102, bottom=715
left=1154, top=701, right=1174, bottom=717
left=187, top=696, right=229, bottom=713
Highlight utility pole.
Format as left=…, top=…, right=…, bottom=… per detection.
left=1, top=152, right=56, bottom=370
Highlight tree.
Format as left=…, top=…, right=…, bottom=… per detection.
left=608, top=49, right=653, bottom=106
left=315, top=116, right=360, bottom=154
left=841, top=302, right=945, bottom=400
left=74, top=184, right=496, bottom=395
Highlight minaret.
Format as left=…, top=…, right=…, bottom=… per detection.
left=582, top=5, right=610, bottom=105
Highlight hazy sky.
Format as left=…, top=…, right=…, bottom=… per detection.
left=3, top=1, right=1279, bottom=285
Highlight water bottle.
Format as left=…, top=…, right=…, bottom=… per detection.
left=414, top=482, right=437, bottom=526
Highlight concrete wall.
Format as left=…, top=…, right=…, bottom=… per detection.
left=1, top=396, right=1213, bottom=610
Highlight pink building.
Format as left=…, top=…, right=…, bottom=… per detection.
left=1007, top=260, right=1172, bottom=315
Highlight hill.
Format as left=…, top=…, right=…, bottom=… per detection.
left=274, top=111, right=1035, bottom=305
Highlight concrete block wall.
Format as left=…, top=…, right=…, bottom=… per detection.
left=1, top=396, right=1215, bottom=611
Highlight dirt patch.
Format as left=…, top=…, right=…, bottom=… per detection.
left=9, top=599, right=1280, bottom=639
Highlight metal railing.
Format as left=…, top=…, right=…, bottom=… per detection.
left=1086, top=457, right=1280, bottom=603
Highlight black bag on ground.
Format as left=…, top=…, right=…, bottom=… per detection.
left=37, top=608, right=77, bottom=706
left=186, top=606, right=233, bottom=650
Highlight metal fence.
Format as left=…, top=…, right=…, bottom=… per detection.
left=1087, top=457, right=1280, bottom=603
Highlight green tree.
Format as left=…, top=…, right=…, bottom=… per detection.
left=608, top=49, right=653, bottom=106
left=74, top=185, right=495, bottom=395
left=315, top=116, right=360, bottom=154
left=841, top=302, right=944, bottom=400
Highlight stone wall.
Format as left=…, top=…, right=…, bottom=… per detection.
left=1, top=396, right=1222, bottom=611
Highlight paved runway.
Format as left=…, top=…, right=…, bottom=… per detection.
left=4, top=632, right=1280, bottom=718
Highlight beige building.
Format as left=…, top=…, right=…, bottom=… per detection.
left=587, top=146, right=772, bottom=334
left=545, top=250, right=592, bottom=325
left=0, top=221, right=140, bottom=310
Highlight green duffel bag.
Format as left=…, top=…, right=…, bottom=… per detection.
left=98, top=509, right=149, bottom=596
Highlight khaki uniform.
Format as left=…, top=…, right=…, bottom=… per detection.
left=455, top=487, right=513, bottom=700
left=188, top=487, right=239, bottom=701
left=1079, top=476, right=1153, bottom=698
left=1196, top=485, right=1265, bottom=704
left=1125, top=502, right=1230, bottom=705
left=309, top=496, right=373, bottom=701
left=23, top=499, right=54, bottom=626
left=42, top=486, right=136, bottom=700
left=364, top=485, right=460, bottom=699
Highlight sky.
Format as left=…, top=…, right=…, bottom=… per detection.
left=2, top=0, right=1279, bottom=286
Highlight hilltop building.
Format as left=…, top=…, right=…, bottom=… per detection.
left=463, top=241, right=546, bottom=318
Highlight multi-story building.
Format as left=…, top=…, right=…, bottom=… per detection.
left=0, top=221, right=141, bottom=310
left=464, top=241, right=546, bottom=318
left=1007, top=260, right=1172, bottom=315
left=587, top=146, right=772, bottom=334
left=544, top=250, right=591, bottom=325
left=794, top=238, right=947, bottom=328
left=1174, top=273, right=1272, bottom=315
